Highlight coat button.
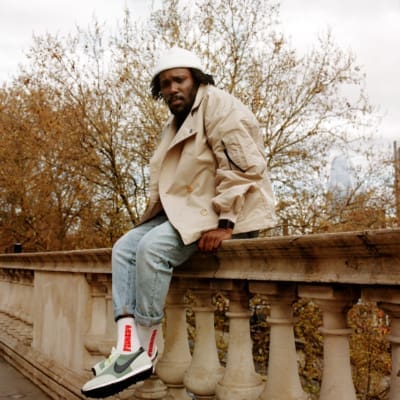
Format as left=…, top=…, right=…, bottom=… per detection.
left=200, top=209, right=208, bottom=216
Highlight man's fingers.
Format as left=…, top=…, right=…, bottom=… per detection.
left=198, top=230, right=225, bottom=252
left=198, top=235, right=205, bottom=251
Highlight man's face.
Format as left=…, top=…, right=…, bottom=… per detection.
left=159, top=68, right=198, bottom=118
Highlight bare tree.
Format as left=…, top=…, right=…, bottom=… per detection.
left=0, top=0, right=393, bottom=251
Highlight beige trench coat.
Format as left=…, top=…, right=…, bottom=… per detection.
left=140, top=84, right=276, bottom=245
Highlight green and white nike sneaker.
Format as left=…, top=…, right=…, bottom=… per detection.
left=91, top=346, right=158, bottom=377
left=82, top=347, right=153, bottom=398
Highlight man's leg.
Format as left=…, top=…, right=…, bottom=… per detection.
left=133, top=220, right=198, bottom=327
left=82, top=215, right=169, bottom=398
left=112, top=214, right=168, bottom=320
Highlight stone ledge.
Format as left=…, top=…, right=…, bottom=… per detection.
left=177, top=228, right=400, bottom=285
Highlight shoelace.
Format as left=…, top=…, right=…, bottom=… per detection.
left=103, top=347, right=118, bottom=368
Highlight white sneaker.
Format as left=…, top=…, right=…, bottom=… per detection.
left=82, top=347, right=152, bottom=398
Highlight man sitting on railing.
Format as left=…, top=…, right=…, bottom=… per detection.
left=81, top=46, right=276, bottom=398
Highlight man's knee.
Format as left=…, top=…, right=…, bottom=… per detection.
left=112, top=235, right=125, bottom=258
left=136, top=237, right=157, bottom=260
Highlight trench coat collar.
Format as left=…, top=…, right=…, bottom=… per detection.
left=166, top=84, right=208, bottom=151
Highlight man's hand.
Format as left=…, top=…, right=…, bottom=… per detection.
left=198, top=228, right=233, bottom=253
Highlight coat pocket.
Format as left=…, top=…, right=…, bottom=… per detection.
left=221, top=132, right=264, bottom=173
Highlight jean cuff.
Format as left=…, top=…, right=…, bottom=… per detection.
left=114, top=306, right=135, bottom=322
left=133, top=309, right=164, bottom=327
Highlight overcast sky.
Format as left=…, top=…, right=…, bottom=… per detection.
left=0, top=0, right=399, bottom=142
left=280, top=0, right=400, bottom=143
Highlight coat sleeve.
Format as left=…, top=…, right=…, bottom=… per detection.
left=203, top=89, right=268, bottom=224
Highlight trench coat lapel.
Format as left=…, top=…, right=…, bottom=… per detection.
left=166, top=85, right=207, bottom=151
left=167, top=123, right=196, bottom=150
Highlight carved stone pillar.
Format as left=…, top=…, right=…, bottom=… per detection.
left=216, top=281, right=264, bottom=400
left=134, top=374, right=168, bottom=399
left=299, top=286, right=358, bottom=400
left=134, top=324, right=168, bottom=400
left=380, top=303, right=400, bottom=400
left=155, top=285, right=192, bottom=400
left=363, top=288, right=400, bottom=400
left=250, top=282, right=307, bottom=400
left=184, top=287, right=224, bottom=399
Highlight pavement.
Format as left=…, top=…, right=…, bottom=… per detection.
left=0, top=356, right=50, bottom=400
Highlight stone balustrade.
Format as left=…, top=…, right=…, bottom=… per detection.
left=0, top=228, right=399, bottom=400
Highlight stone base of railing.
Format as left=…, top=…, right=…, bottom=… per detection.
left=1, top=229, right=400, bottom=400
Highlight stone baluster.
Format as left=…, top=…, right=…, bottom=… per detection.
left=183, top=285, right=224, bottom=399
left=216, top=280, right=264, bottom=400
left=250, top=282, right=307, bottom=400
left=134, top=325, right=168, bottom=400
left=299, top=285, right=358, bottom=400
left=381, top=303, right=400, bottom=400
left=155, top=284, right=192, bottom=400
left=363, top=288, right=400, bottom=400
left=133, top=376, right=169, bottom=400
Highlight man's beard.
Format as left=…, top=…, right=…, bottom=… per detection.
left=167, top=85, right=198, bottom=119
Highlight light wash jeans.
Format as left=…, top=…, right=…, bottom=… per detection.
left=112, top=214, right=195, bottom=326
left=112, top=213, right=258, bottom=327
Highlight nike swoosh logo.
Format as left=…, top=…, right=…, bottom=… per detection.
left=113, top=348, right=144, bottom=374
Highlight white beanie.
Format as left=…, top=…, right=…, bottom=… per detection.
left=152, top=47, right=204, bottom=80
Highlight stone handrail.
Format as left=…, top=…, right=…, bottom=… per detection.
left=0, top=228, right=399, bottom=400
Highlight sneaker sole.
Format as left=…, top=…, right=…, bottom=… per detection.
left=81, top=366, right=153, bottom=398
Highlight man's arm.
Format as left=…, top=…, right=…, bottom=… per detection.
left=200, top=90, right=267, bottom=252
